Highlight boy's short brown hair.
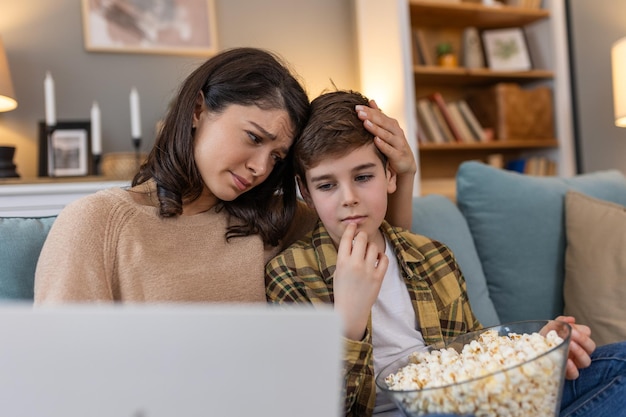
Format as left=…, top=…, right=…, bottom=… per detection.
left=294, top=90, right=387, bottom=181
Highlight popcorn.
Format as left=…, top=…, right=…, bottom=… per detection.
left=383, top=329, right=567, bottom=417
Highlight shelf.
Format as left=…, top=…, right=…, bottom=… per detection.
left=419, top=139, right=559, bottom=151
left=413, top=66, right=553, bottom=86
left=409, top=1, right=550, bottom=29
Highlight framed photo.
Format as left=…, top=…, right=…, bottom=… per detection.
left=481, top=27, right=532, bottom=71
left=81, top=0, right=219, bottom=56
left=38, top=121, right=92, bottom=177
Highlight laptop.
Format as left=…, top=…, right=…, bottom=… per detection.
left=0, top=303, right=343, bottom=417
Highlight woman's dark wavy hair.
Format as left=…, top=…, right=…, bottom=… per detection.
left=133, top=47, right=310, bottom=246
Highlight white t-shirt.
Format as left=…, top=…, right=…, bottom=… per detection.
left=372, top=238, right=428, bottom=415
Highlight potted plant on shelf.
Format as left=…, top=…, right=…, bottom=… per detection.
left=437, top=42, right=458, bottom=68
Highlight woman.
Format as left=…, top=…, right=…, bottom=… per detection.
left=34, top=47, right=416, bottom=303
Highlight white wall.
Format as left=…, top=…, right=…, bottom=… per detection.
left=0, top=0, right=359, bottom=178
left=567, top=0, right=626, bottom=174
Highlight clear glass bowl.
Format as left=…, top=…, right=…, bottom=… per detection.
left=375, top=320, right=571, bottom=417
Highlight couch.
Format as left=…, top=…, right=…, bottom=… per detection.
left=411, top=161, right=626, bottom=346
left=2, top=161, right=626, bottom=344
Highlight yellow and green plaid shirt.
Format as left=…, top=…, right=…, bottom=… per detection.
left=265, top=220, right=482, bottom=417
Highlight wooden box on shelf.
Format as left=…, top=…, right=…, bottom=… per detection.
left=467, top=83, right=554, bottom=140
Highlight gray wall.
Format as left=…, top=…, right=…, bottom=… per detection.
left=567, top=0, right=626, bottom=174
left=0, top=0, right=359, bottom=178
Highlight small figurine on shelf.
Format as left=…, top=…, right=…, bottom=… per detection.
left=436, top=42, right=458, bottom=68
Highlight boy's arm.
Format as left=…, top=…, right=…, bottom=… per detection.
left=265, top=248, right=377, bottom=416
left=356, top=100, right=416, bottom=229
left=343, top=332, right=376, bottom=416
left=447, top=250, right=483, bottom=332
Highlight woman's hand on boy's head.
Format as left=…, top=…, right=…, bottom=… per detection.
left=556, top=315, right=596, bottom=380
left=334, top=223, right=388, bottom=341
left=355, top=100, right=416, bottom=177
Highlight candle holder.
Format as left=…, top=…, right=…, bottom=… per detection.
left=0, top=146, right=20, bottom=178
left=93, top=153, right=102, bottom=176
left=132, top=136, right=142, bottom=167
left=46, top=124, right=56, bottom=177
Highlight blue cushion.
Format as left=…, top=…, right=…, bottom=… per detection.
left=456, top=161, right=626, bottom=323
left=411, top=194, right=500, bottom=326
left=0, top=216, right=56, bottom=300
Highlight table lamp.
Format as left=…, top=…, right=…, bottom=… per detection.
left=611, top=36, right=626, bottom=127
left=0, top=35, right=19, bottom=178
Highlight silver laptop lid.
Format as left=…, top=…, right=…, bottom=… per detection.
left=0, top=304, right=343, bottom=417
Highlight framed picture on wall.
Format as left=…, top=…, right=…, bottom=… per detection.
left=81, top=0, right=219, bottom=56
left=481, top=27, right=532, bottom=71
left=38, top=121, right=92, bottom=177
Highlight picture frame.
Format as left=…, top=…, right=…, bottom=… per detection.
left=38, top=121, right=92, bottom=178
left=81, top=0, right=219, bottom=56
left=481, top=27, right=532, bottom=71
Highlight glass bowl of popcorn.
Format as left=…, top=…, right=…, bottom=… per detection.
left=376, top=320, right=571, bottom=417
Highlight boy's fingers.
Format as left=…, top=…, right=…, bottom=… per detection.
left=338, top=223, right=358, bottom=256
left=374, top=254, right=389, bottom=271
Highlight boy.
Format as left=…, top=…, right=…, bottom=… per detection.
left=265, top=90, right=481, bottom=416
left=265, top=91, right=615, bottom=417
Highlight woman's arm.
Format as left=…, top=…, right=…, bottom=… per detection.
left=356, top=100, right=416, bottom=229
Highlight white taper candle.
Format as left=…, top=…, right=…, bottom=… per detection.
left=91, top=101, right=102, bottom=155
left=44, top=71, right=56, bottom=127
left=130, top=87, right=141, bottom=138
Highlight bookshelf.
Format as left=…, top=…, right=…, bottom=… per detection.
left=354, top=0, right=576, bottom=198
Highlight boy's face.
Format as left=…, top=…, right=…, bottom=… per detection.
left=300, top=143, right=397, bottom=248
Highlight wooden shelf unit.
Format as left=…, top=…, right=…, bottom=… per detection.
left=419, top=139, right=558, bottom=151
left=354, top=0, right=576, bottom=197
left=409, top=0, right=549, bottom=28
left=409, top=0, right=561, bottom=193
left=413, top=66, right=554, bottom=86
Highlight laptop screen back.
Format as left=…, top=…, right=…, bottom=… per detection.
left=0, top=304, right=342, bottom=417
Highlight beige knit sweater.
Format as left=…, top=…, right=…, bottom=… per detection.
left=34, top=181, right=316, bottom=304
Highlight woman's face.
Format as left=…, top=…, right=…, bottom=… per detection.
left=191, top=103, right=294, bottom=209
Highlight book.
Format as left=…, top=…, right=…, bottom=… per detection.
left=457, top=99, right=487, bottom=142
left=411, top=30, right=426, bottom=65
left=414, top=29, right=435, bottom=66
left=523, top=157, right=538, bottom=175
left=417, top=124, right=430, bottom=144
left=416, top=101, right=430, bottom=143
left=429, top=92, right=462, bottom=142
left=487, top=153, right=504, bottom=169
left=416, top=99, right=445, bottom=144
left=429, top=101, right=456, bottom=143
left=506, top=156, right=555, bottom=176
left=505, top=158, right=526, bottom=173
left=446, top=102, right=475, bottom=142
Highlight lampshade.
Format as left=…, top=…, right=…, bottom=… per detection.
left=0, top=36, right=17, bottom=113
left=612, top=36, right=626, bottom=127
